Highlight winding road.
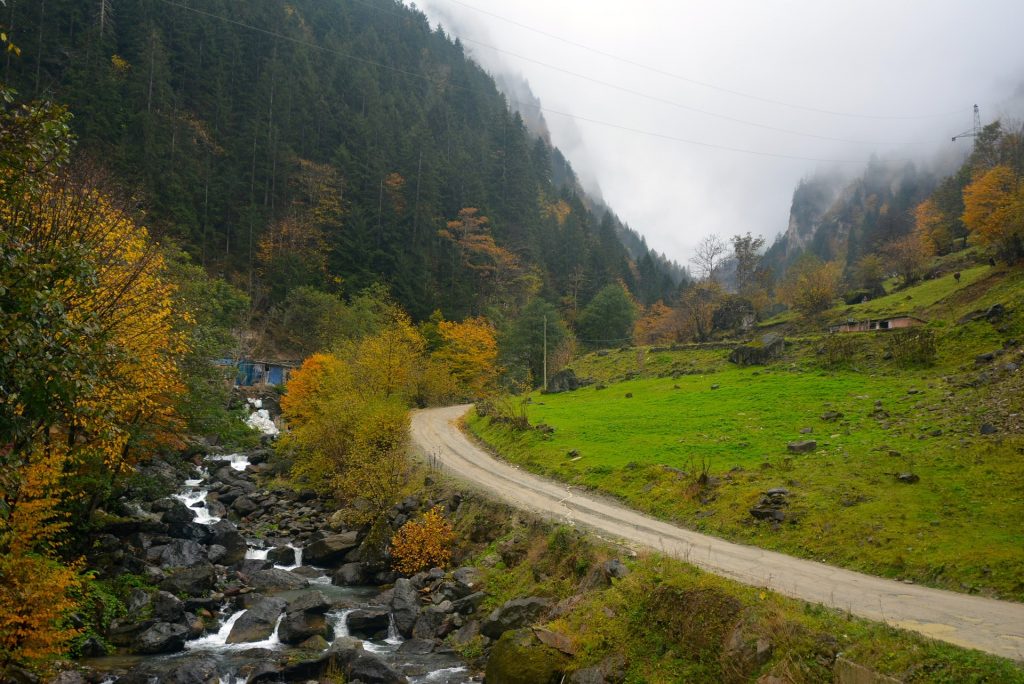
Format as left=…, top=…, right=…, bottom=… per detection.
left=410, top=404, right=1024, bottom=662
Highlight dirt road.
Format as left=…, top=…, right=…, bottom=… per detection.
left=410, top=404, right=1024, bottom=662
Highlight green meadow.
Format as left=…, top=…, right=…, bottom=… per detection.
left=470, top=267, right=1024, bottom=600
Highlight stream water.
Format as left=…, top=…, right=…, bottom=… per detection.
left=85, top=404, right=474, bottom=683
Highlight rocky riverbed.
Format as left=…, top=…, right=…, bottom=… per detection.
left=59, top=404, right=478, bottom=684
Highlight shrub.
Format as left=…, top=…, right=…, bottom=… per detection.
left=821, top=334, right=862, bottom=369
left=886, top=328, right=937, bottom=368
left=390, top=506, right=455, bottom=575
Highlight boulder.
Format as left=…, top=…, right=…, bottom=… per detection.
left=266, top=545, right=296, bottom=566
left=391, top=578, right=420, bottom=638
left=158, top=540, right=207, bottom=569
left=231, top=495, right=261, bottom=517
left=152, top=591, right=185, bottom=622
left=729, top=334, right=785, bottom=366
left=346, top=607, right=391, bottom=639
left=481, top=596, right=553, bottom=639
left=279, top=610, right=329, bottom=645
left=226, top=597, right=286, bottom=643
left=134, top=622, right=187, bottom=654
left=451, top=591, right=487, bottom=615
left=485, top=628, right=567, bottom=684
left=160, top=563, right=217, bottom=596
left=161, top=500, right=196, bottom=525
left=346, top=651, right=408, bottom=684
left=333, top=562, right=369, bottom=586
left=411, top=605, right=453, bottom=640
left=787, top=440, right=817, bottom=454
left=287, top=590, right=331, bottom=614
left=303, top=531, right=360, bottom=566
left=248, top=568, right=308, bottom=592
left=209, top=520, right=248, bottom=565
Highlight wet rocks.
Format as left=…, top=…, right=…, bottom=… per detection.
left=347, top=607, right=392, bottom=639
left=226, top=597, right=286, bottom=643
left=248, top=568, right=309, bottom=591
left=267, top=545, right=297, bottom=566
left=390, top=578, right=420, bottom=638
left=134, top=622, right=188, bottom=654
left=160, top=563, right=217, bottom=596
left=333, top=561, right=370, bottom=586
left=157, top=539, right=207, bottom=569
left=279, top=609, right=329, bottom=645
left=303, top=531, right=360, bottom=566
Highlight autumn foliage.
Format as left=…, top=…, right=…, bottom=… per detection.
left=390, top=506, right=455, bottom=575
left=962, top=164, right=1024, bottom=261
left=1, top=93, right=187, bottom=672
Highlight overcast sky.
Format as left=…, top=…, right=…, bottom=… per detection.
left=406, top=0, right=1024, bottom=266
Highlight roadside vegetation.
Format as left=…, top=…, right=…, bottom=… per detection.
left=439, top=482, right=1024, bottom=682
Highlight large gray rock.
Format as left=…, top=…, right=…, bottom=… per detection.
left=158, top=540, right=207, bottom=569
left=248, top=568, right=308, bottom=592
left=411, top=605, right=453, bottom=640
left=390, top=578, right=420, bottom=638
left=729, top=333, right=785, bottom=366
left=209, top=520, right=247, bottom=565
left=481, top=596, right=553, bottom=639
left=287, top=590, right=331, bottom=615
left=134, top=622, right=187, bottom=654
left=161, top=500, right=196, bottom=525
left=787, top=440, right=817, bottom=454
left=346, top=607, right=391, bottom=639
left=226, top=597, right=286, bottom=643
left=160, top=563, right=217, bottom=596
left=333, top=562, right=369, bottom=586
left=347, top=651, right=408, bottom=684
left=267, top=545, right=296, bottom=566
left=303, top=531, right=360, bottom=566
left=152, top=591, right=185, bottom=622
left=279, top=610, right=329, bottom=645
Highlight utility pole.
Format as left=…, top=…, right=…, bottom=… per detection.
left=542, top=315, right=548, bottom=392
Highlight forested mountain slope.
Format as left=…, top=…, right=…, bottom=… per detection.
left=3, top=0, right=678, bottom=318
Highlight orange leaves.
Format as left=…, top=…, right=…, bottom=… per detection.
left=389, top=506, right=455, bottom=575
left=433, top=317, right=499, bottom=399
left=961, top=165, right=1024, bottom=259
left=0, top=443, right=82, bottom=670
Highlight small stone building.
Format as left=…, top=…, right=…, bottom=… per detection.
left=828, top=316, right=926, bottom=334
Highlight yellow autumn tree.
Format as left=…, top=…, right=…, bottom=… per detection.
left=962, top=164, right=1024, bottom=262
left=280, top=317, right=421, bottom=523
left=433, top=317, right=500, bottom=399
left=914, top=197, right=956, bottom=256
left=1, top=163, right=186, bottom=671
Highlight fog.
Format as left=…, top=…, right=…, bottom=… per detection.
left=408, top=0, right=1024, bottom=264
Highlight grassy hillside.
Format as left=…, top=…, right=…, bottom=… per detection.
left=468, top=265, right=1024, bottom=600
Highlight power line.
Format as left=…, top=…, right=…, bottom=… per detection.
left=153, top=0, right=913, bottom=164
left=431, top=0, right=966, bottom=122
left=456, top=35, right=934, bottom=147
left=352, top=0, right=931, bottom=146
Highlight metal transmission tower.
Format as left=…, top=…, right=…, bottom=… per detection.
left=952, top=104, right=982, bottom=142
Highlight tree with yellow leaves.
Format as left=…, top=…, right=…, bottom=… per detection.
left=961, top=164, right=1024, bottom=262
left=1, top=96, right=187, bottom=672
left=433, top=317, right=500, bottom=399
left=778, top=256, right=842, bottom=317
